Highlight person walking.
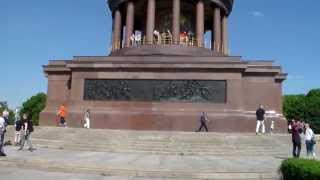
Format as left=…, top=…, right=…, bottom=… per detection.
left=196, top=112, right=209, bottom=132
left=18, top=114, right=34, bottom=152
left=305, top=123, right=316, bottom=159
left=0, top=112, right=7, bottom=156
left=57, top=104, right=67, bottom=127
left=14, top=117, right=23, bottom=146
left=255, top=105, right=266, bottom=135
left=291, top=120, right=302, bottom=158
left=84, top=109, right=90, bottom=129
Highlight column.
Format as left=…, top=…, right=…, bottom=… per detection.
left=113, top=9, right=122, bottom=50
left=212, top=7, right=221, bottom=52
left=125, top=1, right=134, bottom=47
left=172, top=0, right=180, bottom=44
left=146, top=0, right=155, bottom=44
left=222, top=15, right=229, bottom=55
left=196, top=0, right=204, bottom=47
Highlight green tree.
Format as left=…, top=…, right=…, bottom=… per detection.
left=305, top=89, right=320, bottom=133
left=283, top=94, right=306, bottom=120
left=283, top=89, right=320, bottom=133
left=20, top=93, right=47, bottom=126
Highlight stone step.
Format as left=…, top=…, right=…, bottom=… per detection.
left=5, top=126, right=293, bottom=156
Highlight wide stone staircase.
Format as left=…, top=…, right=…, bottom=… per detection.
left=1, top=126, right=317, bottom=180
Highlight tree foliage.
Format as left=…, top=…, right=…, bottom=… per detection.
left=283, top=89, right=320, bottom=133
left=20, top=93, right=47, bottom=126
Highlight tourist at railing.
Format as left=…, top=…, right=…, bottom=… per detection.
left=125, top=30, right=200, bottom=47
left=18, top=113, right=35, bottom=152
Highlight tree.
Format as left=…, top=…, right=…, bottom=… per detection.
left=283, top=89, right=320, bottom=133
left=283, top=94, right=306, bottom=120
left=305, top=89, right=320, bottom=133
left=20, top=93, right=47, bottom=126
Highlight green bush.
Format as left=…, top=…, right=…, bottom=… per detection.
left=280, top=158, right=320, bottom=180
left=20, top=93, right=47, bottom=126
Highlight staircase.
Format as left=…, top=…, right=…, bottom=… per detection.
left=1, top=126, right=312, bottom=180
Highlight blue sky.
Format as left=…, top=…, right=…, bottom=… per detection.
left=1, top=0, right=320, bottom=108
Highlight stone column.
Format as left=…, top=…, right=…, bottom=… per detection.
left=113, top=9, right=122, bottom=50
left=196, top=0, right=204, bottom=47
left=172, top=0, right=180, bottom=44
left=146, top=0, right=155, bottom=44
left=125, top=1, right=135, bottom=47
left=212, top=7, right=221, bottom=52
left=222, top=15, right=229, bottom=55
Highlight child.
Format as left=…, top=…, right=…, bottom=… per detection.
left=270, top=120, right=275, bottom=134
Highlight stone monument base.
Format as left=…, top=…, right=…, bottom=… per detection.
left=40, top=53, right=287, bottom=133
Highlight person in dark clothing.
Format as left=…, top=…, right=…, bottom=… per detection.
left=14, top=118, right=23, bottom=146
left=196, top=112, right=210, bottom=132
left=18, top=114, right=34, bottom=152
left=291, top=120, right=302, bottom=158
left=255, top=105, right=266, bottom=135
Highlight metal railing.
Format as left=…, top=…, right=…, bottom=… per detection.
left=112, top=34, right=230, bottom=55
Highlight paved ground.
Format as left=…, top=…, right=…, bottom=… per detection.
left=0, top=145, right=284, bottom=180
left=0, top=167, right=176, bottom=180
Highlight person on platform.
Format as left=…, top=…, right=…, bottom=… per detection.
left=84, top=109, right=91, bottom=129
left=304, top=123, right=317, bottom=159
left=196, top=112, right=209, bottom=132
left=0, top=112, right=7, bottom=156
left=255, top=105, right=266, bottom=135
left=291, top=119, right=302, bottom=158
left=18, top=113, right=34, bottom=151
left=57, top=104, right=67, bottom=127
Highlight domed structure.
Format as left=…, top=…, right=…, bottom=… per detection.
left=40, top=0, right=287, bottom=133
left=108, top=0, right=233, bottom=56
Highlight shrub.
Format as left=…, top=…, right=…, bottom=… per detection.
left=280, top=158, right=320, bottom=180
left=20, top=93, right=47, bottom=126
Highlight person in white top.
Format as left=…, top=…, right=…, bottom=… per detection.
left=2, top=109, right=9, bottom=126
left=0, top=112, right=7, bottom=156
left=84, top=109, right=90, bottom=129
left=304, top=123, right=316, bottom=159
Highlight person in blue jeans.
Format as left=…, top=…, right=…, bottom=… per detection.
left=305, top=123, right=316, bottom=159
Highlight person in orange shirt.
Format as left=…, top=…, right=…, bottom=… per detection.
left=57, top=104, right=67, bottom=127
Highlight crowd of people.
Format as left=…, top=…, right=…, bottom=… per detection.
left=289, top=119, right=317, bottom=159
left=127, top=30, right=198, bottom=47
left=0, top=109, right=34, bottom=156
